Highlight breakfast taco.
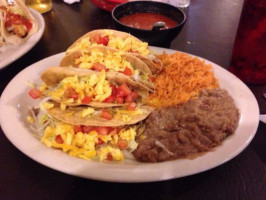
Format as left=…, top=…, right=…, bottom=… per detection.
left=66, top=29, right=162, bottom=74
left=27, top=104, right=146, bottom=161
left=0, top=0, right=38, bottom=44
left=60, top=46, right=154, bottom=90
left=38, top=66, right=150, bottom=107
left=40, top=101, right=153, bottom=127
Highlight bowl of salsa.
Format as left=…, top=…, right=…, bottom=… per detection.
left=112, top=1, right=186, bottom=47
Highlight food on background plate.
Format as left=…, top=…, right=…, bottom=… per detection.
left=133, top=88, right=240, bottom=162
left=0, top=0, right=38, bottom=46
left=60, top=46, right=155, bottom=90
left=65, top=29, right=163, bottom=74
left=39, top=66, right=150, bottom=107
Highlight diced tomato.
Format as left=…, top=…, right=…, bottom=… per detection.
left=96, top=127, right=110, bottom=135
left=116, top=83, right=131, bottom=97
left=64, top=87, right=78, bottom=100
left=131, top=90, right=139, bottom=100
left=82, top=126, right=94, bottom=133
left=106, top=153, right=113, bottom=161
left=110, top=84, right=117, bottom=96
left=97, top=35, right=109, bottom=46
left=117, top=138, right=128, bottom=149
left=81, top=96, right=92, bottom=104
left=55, top=135, right=64, bottom=144
left=121, top=67, right=133, bottom=76
left=129, top=49, right=139, bottom=53
left=127, top=102, right=137, bottom=110
left=101, top=109, right=113, bottom=120
left=116, top=90, right=126, bottom=98
left=149, top=76, right=156, bottom=82
left=123, top=90, right=139, bottom=103
left=91, top=62, right=108, bottom=72
left=103, top=95, right=114, bottom=103
left=115, top=96, right=124, bottom=104
left=116, top=127, right=122, bottom=134
left=125, top=93, right=134, bottom=103
left=29, top=88, right=41, bottom=99
left=108, top=128, right=117, bottom=135
left=74, top=125, right=83, bottom=133
left=97, top=138, right=104, bottom=145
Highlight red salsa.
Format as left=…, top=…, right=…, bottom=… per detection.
left=0, top=6, right=33, bottom=32
left=119, top=12, right=178, bottom=30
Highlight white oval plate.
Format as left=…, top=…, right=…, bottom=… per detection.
left=0, top=9, right=45, bottom=70
left=0, top=47, right=259, bottom=182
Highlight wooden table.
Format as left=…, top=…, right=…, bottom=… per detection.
left=0, top=0, right=265, bottom=199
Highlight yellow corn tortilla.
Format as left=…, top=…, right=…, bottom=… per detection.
left=60, top=46, right=154, bottom=90
left=47, top=104, right=154, bottom=127
left=66, top=29, right=162, bottom=74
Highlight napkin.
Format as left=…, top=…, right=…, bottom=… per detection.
left=63, top=0, right=80, bottom=4
left=260, top=115, right=266, bottom=123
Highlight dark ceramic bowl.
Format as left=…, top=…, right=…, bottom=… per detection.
left=112, top=1, right=186, bottom=47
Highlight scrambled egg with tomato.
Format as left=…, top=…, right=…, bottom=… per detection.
left=67, top=29, right=150, bottom=55
left=75, top=48, right=136, bottom=73
left=44, top=70, right=112, bottom=103
left=38, top=121, right=138, bottom=161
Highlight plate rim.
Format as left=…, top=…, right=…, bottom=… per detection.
left=0, top=48, right=260, bottom=182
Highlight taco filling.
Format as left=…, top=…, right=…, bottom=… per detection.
left=61, top=47, right=154, bottom=88
left=27, top=106, right=144, bottom=161
left=0, top=5, right=33, bottom=38
left=66, top=29, right=150, bottom=55
left=39, top=70, right=143, bottom=106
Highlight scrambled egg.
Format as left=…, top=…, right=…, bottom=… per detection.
left=67, top=30, right=150, bottom=55
left=114, top=108, right=143, bottom=122
left=80, top=107, right=95, bottom=117
left=41, top=121, right=138, bottom=161
left=46, top=70, right=112, bottom=103
left=75, top=49, right=134, bottom=72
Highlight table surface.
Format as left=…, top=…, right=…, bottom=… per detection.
left=0, top=0, right=265, bottom=199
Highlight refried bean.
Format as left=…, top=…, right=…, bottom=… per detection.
left=133, top=88, right=240, bottom=162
